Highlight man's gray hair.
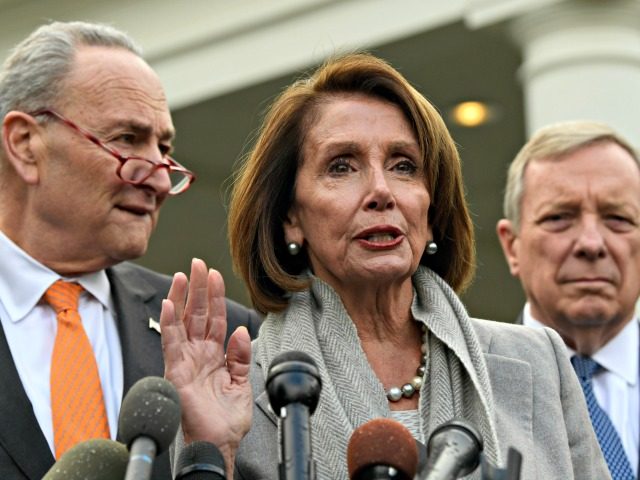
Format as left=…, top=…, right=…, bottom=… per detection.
left=0, top=21, right=142, bottom=123
left=503, top=120, right=639, bottom=231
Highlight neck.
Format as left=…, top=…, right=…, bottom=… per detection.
left=329, top=275, right=415, bottom=341
left=0, top=221, right=111, bottom=276
left=528, top=305, right=633, bottom=356
left=332, top=278, right=424, bottom=411
left=559, top=325, right=628, bottom=356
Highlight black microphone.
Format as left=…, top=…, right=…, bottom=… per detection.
left=266, top=350, right=322, bottom=480
left=118, top=376, right=181, bottom=480
left=42, top=438, right=128, bottom=479
left=423, top=419, right=483, bottom=480
left=175, top=441, right=227, bottom=479
left=347, top=418, right=418, bottom=480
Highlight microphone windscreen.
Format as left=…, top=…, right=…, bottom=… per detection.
left=266, top=350, right=322, bottom=413
left=175, top=441, right=226, bottom=479
left=269, top=350, right=317, bottom=369
left=118, top=376, right=181, bottom=454
left=43, top=438, right=128, bottom=480
left=347, top=418, right=418, bottom=479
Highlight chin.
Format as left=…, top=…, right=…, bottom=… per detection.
left=565, top=304, right=619, bottom=327
left=358, top=262, right=415, bottom=283
left=111, top=241, right=149, bottom=263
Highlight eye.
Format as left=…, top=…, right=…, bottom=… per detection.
left=108, top=133, right=137, bottom=148
left=605, top=214, right=637, bottom=232
left=159, top=143, right=173, bottom=156
left=538, top=213, right=573, bottom=231
left=392, top=159, right=418, bottom=175
left=328, top=157, right=354, bottom=175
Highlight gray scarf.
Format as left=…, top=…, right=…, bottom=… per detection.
left=257, top=266, right=501, bottom=479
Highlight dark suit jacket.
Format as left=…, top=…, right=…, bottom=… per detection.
left=0, top=261, right=261, bottom=480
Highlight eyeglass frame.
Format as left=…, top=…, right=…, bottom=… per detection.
left=29, top=108, right=196, bottom=195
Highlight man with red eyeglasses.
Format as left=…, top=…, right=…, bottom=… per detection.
left=0, top=21, right=261, bottom=479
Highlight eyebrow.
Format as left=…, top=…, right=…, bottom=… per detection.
left=387, top=140, right=420, bottom=152
left=322, top=141, right=359, bottom=153
left=599, top=200, right=639, bottom=214
left=102, top=119, right=175, bottom=142
left=321, top=139, right=419, bottom=153
left=534, top=198, right=640, bottom=215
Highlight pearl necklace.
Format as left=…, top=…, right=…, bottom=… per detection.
left=386, top=323, right=427, bottom=402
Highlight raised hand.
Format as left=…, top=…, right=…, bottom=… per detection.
left=160, top=258, right=252, bottom=474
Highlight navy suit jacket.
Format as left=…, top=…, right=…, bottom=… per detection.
left=0, top=261, right=261, bottom=479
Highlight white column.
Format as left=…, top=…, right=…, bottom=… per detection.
left=509, top=0, right=640, bottom=144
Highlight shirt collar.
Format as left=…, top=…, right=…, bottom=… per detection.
left=523, top=302, right=638, bottom=386
left=0, top=230, right=111, bottom=322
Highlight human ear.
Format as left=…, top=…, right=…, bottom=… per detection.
left=283, top=205, right=304, bottom=247
left=2, top=111, right=41, bottom=184
left=496, top=219, right=520, bottom=277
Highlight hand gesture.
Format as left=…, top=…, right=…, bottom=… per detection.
left=160, top=258, right=252, bottom=473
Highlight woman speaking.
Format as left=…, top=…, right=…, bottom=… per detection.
left=160, top=53, right=608, bottom=479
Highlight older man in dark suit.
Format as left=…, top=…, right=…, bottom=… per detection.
left=497, top=121, right=640, bottom=480
left=0, top=21, right=261, bottom=479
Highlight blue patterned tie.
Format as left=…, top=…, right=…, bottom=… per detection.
left=571, top=355, right=635, bottom=480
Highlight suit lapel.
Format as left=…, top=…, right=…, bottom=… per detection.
left=253, top=356, right=278, bottom=427
left=255, top=391, right=278, bottom=427
left=106, top=264, right=165, bottom=396
left=107, top=264, right=173, bottom=480
left=0, top=321, right=54, bottom=478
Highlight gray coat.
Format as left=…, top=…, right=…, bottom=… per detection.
left=233, top=318, right=609, bottom=480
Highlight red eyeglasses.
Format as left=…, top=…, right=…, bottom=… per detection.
left=30, top=109, right=195, bottom=195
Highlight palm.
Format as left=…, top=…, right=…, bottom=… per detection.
left=161, top=259, right=252, bottom=453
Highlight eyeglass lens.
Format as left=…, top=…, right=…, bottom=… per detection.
left=120, top=158, right=190, bottom=193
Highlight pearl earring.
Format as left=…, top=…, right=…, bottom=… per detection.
left=287, top=242, right=301, bottom=256
left=426, top=241, right=438, bottom=255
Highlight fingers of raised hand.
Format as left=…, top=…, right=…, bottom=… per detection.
left=167, top=271, right=188, bottom=323
left=207, top=268, right=227, bottom=345
left=184, top=258, right=212, bottom=339
left=226, top=326, right=252, bottom=385
left=160, top=299, right=186, bottom=377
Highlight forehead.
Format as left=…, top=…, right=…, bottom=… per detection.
left=59, top=45, right=173, bottom=135
left=305, top=94, right=414, bottom=141
left=521, top=142, right=640, bottom=208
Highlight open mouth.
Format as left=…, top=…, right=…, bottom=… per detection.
left=356, top=227, right=403, bottom=248
left=364, top=233, right=398, bottom=243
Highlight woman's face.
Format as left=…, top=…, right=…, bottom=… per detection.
left=284, top=94, right=431, bottom=290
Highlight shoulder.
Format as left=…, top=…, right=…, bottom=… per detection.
left=224, top=298, right=263, bottom=339
left=469, top=317, right=572, bottom=412
left=470, top=317, right=566, bottom=361
left=108, top=261, right=172, bottom=290
left=109, top=262, right=262, bottom=338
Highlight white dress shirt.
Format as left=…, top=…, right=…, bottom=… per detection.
left=523, top=303, right=639, bottom=474
left=0, top=231, right=123, bottom=455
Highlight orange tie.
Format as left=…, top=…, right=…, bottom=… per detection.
left=44, top=280, right=110, bottom=459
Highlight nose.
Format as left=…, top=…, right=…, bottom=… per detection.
left=141, top=166, right=172, bottom=196
left=137, top=145, right=173, bottom=196
left=364, top=166, right=395, bottom=211
left=573, top=217, right=607, bottom=260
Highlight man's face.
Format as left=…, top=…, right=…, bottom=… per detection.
left=497, top=141, right=640, bottom=350
left=30, top=46, right=175, bottom=273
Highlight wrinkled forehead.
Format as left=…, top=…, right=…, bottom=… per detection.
left=522, top=143, right=640, bottom=210
left=59, top=46, right=173, bottom=133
